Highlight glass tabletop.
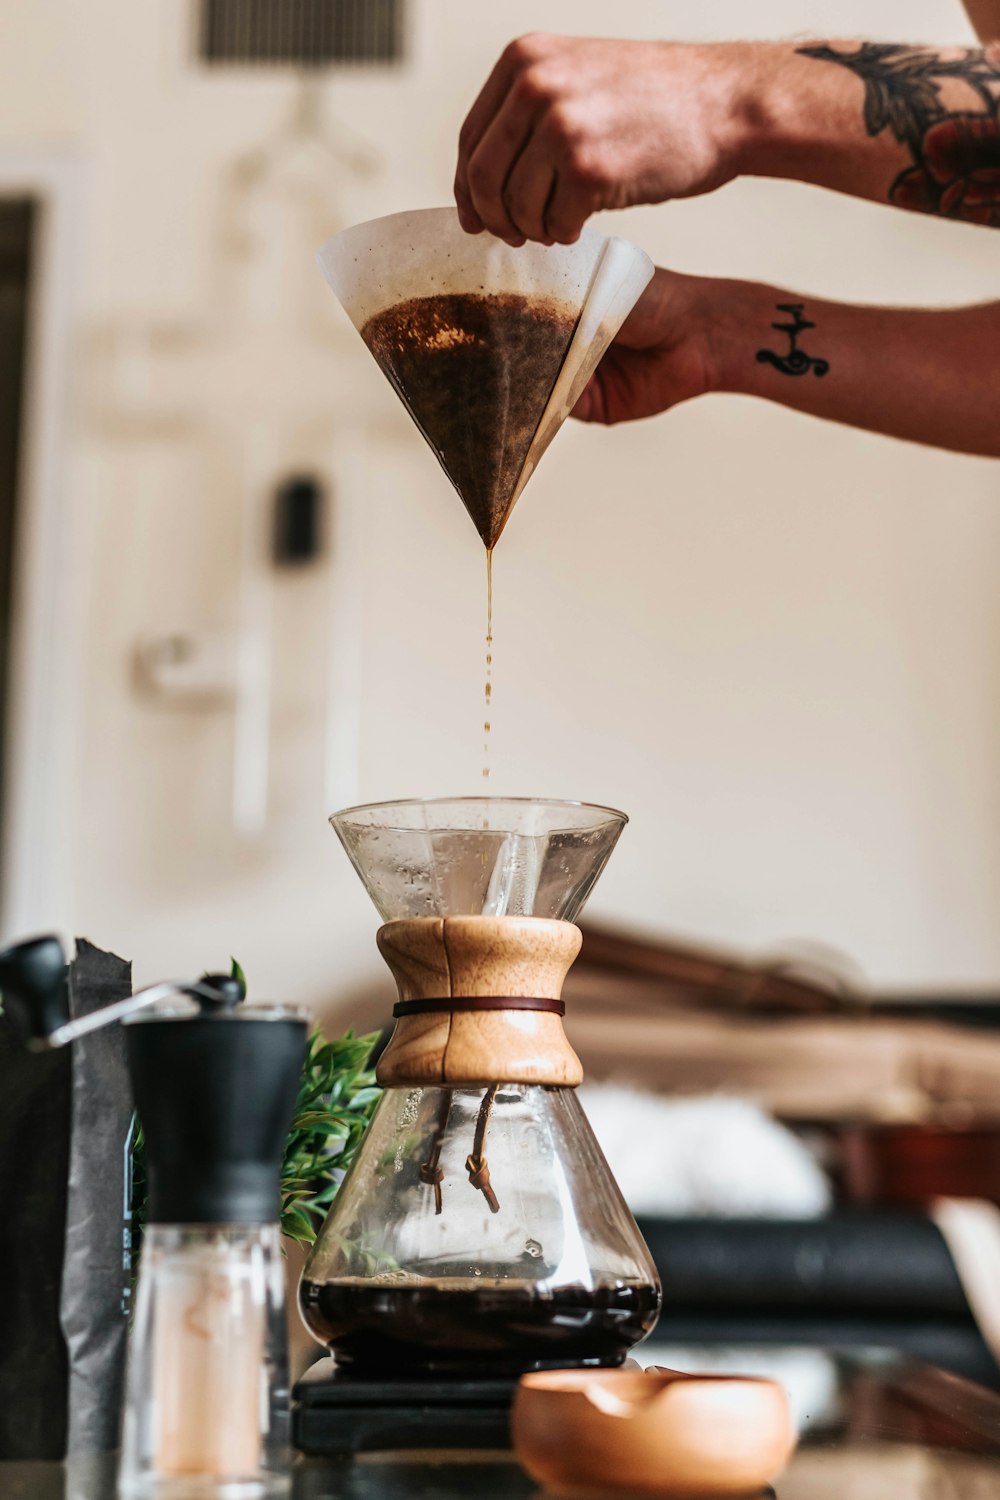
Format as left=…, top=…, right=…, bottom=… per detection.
left=5, top=1347, right=1000, bottom=1499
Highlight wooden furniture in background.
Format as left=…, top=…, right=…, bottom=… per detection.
left=567, top=922, right=1000, bottom=1206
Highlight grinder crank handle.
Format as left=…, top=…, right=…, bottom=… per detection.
left=0, top=933, right=243, bottom=1050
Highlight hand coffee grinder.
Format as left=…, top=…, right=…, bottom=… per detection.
left=294, top=797, right=661, bottom=1452
left=0, top=935, right=307, bottom=1497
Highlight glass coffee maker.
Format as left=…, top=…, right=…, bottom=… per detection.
left=299, top=797, right=661, bottom=1379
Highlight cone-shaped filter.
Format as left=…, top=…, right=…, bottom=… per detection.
left=318, top=209, right=653, bottom=548
left=331, top=796, right=626, bottom=923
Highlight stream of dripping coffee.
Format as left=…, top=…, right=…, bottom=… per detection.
left=358, top=290, right=583, bottom=793
left=483, top=548, right=493, bottom=783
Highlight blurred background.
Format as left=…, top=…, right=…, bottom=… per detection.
left=0, top=0, right=997, bottom=1014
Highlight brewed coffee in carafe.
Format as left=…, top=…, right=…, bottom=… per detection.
left=300, top=1082, right=659, bottom=1376
left=299, top=798, right=661, bottom=1377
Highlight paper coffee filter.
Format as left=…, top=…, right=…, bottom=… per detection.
left=513, top=234, right=655, bottom=505
left=318, top=207, right=653, bottom=546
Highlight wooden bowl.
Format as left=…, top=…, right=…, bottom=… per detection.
left=511, top=1366, right=795, bottom=1496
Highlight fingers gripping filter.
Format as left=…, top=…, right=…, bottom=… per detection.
left=318, top=208, right=653, bottom=547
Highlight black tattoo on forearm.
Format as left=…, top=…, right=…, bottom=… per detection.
left=797, top=42, right=1000, bottom=227
left=756, top=304, right=829, bottom=378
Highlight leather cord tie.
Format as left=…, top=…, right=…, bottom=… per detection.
left=419, top=1092, right=452, bottom=1215
left=465, top=1153, right=498, bottom=1213
left=393, top=996, right=565, bottom=1017
left=467, top=1084, right=501, bottom=1215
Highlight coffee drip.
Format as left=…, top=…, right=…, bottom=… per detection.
left=318, top=209, right=653, bottom=783
left=312, top=234, right=660, bottom=1380
left=359, top=287, right=579, bottom=783
left=483, top=549, right=493, bottom=781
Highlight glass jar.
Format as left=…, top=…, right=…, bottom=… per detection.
left=119, top=1224, right=290, bottom=1498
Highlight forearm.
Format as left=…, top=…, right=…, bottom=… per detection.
left=455, top=33, right=999, bottom=245
left=724, top=40, right=1000, bottom=226
left=700, top=280, right=1000, bottom=457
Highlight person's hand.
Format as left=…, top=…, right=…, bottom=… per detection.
left=454, top=34, right=745, bottom=246
left=573, top=268, right=715, bottom=425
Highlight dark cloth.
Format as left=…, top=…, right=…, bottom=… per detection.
left=0, top=941, right=132, bottom=1459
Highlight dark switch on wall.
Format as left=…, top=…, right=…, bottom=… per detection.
left=273, top=475, right=325, bottom=566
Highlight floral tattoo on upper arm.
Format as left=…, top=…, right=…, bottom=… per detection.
left=798, top=43, right=1000, bottom=226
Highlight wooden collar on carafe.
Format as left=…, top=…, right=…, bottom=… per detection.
left=375, top=915, right=584, bottom=1088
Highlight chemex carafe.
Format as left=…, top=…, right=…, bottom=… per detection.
left=299, top=797, right=661, bottom=1376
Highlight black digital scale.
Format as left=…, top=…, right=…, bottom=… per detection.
left=293, top=1359, right=517, bottom=1455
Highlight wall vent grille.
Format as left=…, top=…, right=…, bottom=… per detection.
left=199, top=0, right=404, bottom=67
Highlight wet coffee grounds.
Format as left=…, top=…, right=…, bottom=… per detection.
left=361, top=292, right=579, bottom=548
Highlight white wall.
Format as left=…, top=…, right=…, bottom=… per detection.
left=0, top=0, right=998, bottom=1007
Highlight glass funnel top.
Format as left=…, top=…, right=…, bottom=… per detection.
left=330, top=797, right=627, bottom=923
